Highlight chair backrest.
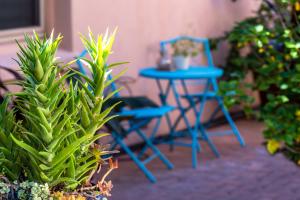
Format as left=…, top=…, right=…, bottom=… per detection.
left=76, top=50, right=120, bottom=97
left=160, top=36, right=215, bottom=67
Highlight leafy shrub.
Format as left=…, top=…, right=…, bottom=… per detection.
left=215, top=0, right=300, bottom=162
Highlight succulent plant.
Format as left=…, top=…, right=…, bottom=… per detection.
left=17, top=181, right=51, bottom=200
left=0, top=181, right=10, bottom=195
left=0, top=28, right=122, bottom=195
left=0, top=98, right=21, bottom=180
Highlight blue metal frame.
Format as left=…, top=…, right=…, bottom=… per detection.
left=76, top=50, right=174, bottom=183
left=150, top=75, right=218, bottom=168
left=139, top=36, right=246, bottom=168
left=111, top=116, right=173, bottom=183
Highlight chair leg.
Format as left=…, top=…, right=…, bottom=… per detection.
left=136, top=129, right=174, bottom=170
left=191, top=130, right=198, bottom=168
left=218, top=98, right=245, bottom=147
left=137, top=118, right=162, bottom=158
left=198, top=124, right=220, bottom=157
left=137, top=144, right=148, bottom=159
left=196, top=141, right=201, bottom=153
left=165, top=113, right=175, bottom=152
left=211, top=77, right=245, bottom=147
left=192, top=80, right=219, bottom=159
left=114, top=136, right=157, bottom=183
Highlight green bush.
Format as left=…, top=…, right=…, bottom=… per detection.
left=215, top=0, right=300, bottom=162
left=0, top=29, right=122, bottom=198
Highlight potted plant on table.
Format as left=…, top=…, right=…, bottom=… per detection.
left=171, top=39, right=199, bottom=70
left=0, top=29, right=122, bottom=199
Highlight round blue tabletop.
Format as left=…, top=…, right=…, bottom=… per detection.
left=139, top=66, right=223, bottom=80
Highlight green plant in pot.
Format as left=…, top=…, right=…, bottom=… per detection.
left=171, top=39, right=199, bottom=70
left=0, top=29, right=122, bottom=199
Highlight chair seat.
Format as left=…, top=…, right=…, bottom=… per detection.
left=118, top=105, right=174, bottom=119
left=116, top=96, right=158, bottom=108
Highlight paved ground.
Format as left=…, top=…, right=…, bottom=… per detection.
left=109, top=120, right=300, bottom=200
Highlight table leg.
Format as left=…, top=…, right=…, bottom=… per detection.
left=156, top=79, right=175, bottom=151
left=181, top=80, right=201, bottom=152
left=170, top=80, right=199, bottom=168
left=137, top=117, right=162, bottom=159
left=182, top=79, right=220, bottom=157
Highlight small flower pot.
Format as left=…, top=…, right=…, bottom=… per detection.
left=172, top=55, right=190, bottom=70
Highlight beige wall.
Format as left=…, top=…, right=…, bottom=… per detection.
left=0, top=0, right=261, bottom=82
left=0, top=0, right=261, bottom=141
left=67, top=0, right=260, bottom=137
left=69, top=0, right=260, bottom=96
left=70, top=0, right=260, bottom=66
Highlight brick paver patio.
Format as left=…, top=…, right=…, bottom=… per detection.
left=109, top=120, right=300, bottom=200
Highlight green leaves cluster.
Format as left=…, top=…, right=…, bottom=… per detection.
left=0, top=29, right=122, bottom=190
left=17, top=181, right=51, bottom=200
left=215, top=0, right=300, bottom=161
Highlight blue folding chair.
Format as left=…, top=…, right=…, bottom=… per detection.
left=159, top=36, right=245, bottom=153
left=76, top=50, right=174, bottom=183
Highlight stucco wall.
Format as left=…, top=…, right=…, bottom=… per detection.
left=0, top=1, right=261, bottom=142
left=70, top=0, right=261, bottom=97
left=71, top=0, right=260, bottom=67
left=68, top=0, right=261, bottom=138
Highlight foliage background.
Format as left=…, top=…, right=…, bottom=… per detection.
left=214, top=0, right=300, bottom=162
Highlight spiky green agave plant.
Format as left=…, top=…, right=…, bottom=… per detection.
left=0, top=29, right=123, bottom=190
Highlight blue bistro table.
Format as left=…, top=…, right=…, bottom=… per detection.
left=140, top=66, right=225, bottom=168
left=139, top=36, right=245, bottom=168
